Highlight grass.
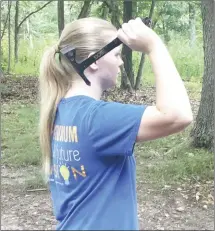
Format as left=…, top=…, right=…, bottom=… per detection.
left=184, top=81, right=202, bottom=100
left=1, top=103, right=41, bottom=167
left=24, top=169, right=46, bottom=190
left=135, top=127, right=214, bottom=187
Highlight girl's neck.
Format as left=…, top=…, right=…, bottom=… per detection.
left=64, top=80, right=103, bottom=100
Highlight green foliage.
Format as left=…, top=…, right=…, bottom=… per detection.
left=15, top=37, right=57, bottom=75
left=2, top=36, right=57, bottom=75
left=136, top=127, right=214, bottom=186
left=1, top=0, right=204, bottom=83
left=1, top=39, right=9, bottom=72
left=153, top=1, right=202, bottom=39
left=2, top=34, right=204, bottom=82
left=1, top=103, right=41, bottom=167
left=132, top=36, right=203, bottom=85
left=168, top=37, right=203, bottom=82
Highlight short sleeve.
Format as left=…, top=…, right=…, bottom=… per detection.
left=87, top=101, right=147, bottom=156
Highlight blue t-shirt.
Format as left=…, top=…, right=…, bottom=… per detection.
left=49, top=95, right=146, bottom=230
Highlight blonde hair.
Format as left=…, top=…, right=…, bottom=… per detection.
left=39, top=17, right=117, bottom=181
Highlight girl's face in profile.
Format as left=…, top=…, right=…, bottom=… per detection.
left=96, top=45, right=123, bottom=89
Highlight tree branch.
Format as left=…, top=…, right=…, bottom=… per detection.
left=17, top=0, right=54, bottom=31
left=149, top=0, right=156, bottom=19
left=1, top=2, right=12, bottom=40
left=103, top=0, right=121, bottom=28
left=78, top=0, right=93, bottom=19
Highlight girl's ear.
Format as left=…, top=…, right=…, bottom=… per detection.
left=87, top=52, right=98, bottom=71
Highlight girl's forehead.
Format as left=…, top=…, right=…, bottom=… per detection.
left=107, top=33, right=122, bottom=52
left=113, top=45, right=122, bottom=53
left=108, top=47, right=120, bottom=55
left=118, top=45, right=122, bottom=51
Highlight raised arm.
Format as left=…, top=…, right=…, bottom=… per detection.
left=117, top=17, right=193, bottom=142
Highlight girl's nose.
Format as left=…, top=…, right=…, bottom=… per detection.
left=119, top=58, right=124, bottom=66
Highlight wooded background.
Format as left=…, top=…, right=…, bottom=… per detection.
left=1, top=3, right=214, bottom=229
left=1, top=0, right=214, bottom=151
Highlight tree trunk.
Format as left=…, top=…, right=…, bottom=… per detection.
left=103, top=0, right=121, bottom=29
left=190, top=0, right=214, bottom=151
left=68, top=2, right=73, bottom=22
left=162, top=19, right=170, bottom=44
left=58, top=0, right=64, bottom=37
left=101, top=2, right=109, bottom=20
left=135, top=54, right=145, bottom=90
left=121, top=0, right=134, bottom=89
left=135, top=0, right=156, bottom=90
left=132, top=0, right=137, bottom=18
left=110, top=0, right=120, bottom=29
left=189, top=2, right=196, bottom=47
left=14, top=0, right=19, bottom=63
left=7, top=0, right=12, bottom=73
left=0, top=0, right=2, bottom=70
left=78, top=0, right=92, bottom=19
left=1, top=3, right=10, bottom=40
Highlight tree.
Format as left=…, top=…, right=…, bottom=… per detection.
left=100, top=1, right=109, bottom=20
left=0, top=1, right=2, bottom=69
left=14, top=0, right=53, bottom=62
left=78, top=0, right=93, bottom=19
left=121, top=0, right=134, bottom=89
left=7, top=0, right=12, bottom=73
left=1, top=1, right=10, bottom=40
left=0, top=1, right=7, bottom=71
left=14, top=0, right=19, bottom=63
left=189, top=2, right=196, bottom=47
left=135, top=0, right=156, bottom=90
left=190, top=0, right=214, bottom=151
left=58, top=0, right=64, bottom=37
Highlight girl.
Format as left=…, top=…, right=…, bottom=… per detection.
left=39, top=17, right=193, bottom=230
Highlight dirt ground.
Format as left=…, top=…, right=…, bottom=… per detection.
left=1, top=165, right=214, bottom=230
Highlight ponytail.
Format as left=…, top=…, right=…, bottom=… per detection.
left=39, top=45, right=70, bottom=181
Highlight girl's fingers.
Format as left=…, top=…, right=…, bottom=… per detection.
left=121, top=23, right=136, bottom=40
left=117, top=28, right=129, bottom=44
